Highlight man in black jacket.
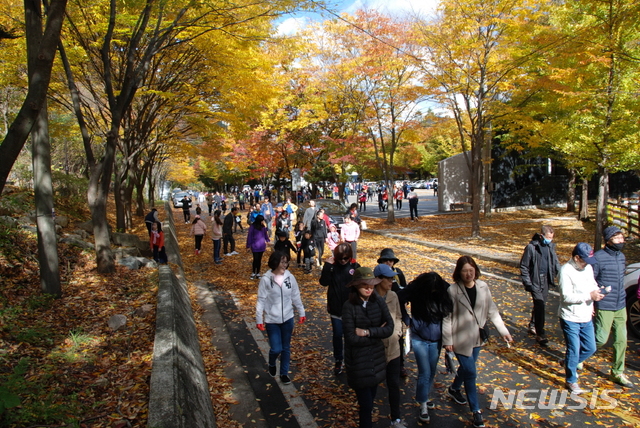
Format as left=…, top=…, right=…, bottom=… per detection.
left=520, top=225, right=560, bottom=345
left=223, top=207, right=239, bottom=256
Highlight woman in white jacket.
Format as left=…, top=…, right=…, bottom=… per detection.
left=558, top=242, right=604, bottom=394
left=443, top=256, right=512, bottom=428
left=256, top=251, right=306, bottom=385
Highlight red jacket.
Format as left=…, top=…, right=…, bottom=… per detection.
left=150, top=231, right=165, bottom=249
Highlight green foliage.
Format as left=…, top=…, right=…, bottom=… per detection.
left=52, top=170, right=88, bottom=203
left=0, top=358, right=28, bottom=416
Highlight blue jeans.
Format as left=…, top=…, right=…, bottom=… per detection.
left=452, top=347, right=481, bottom=412
left=412, top=336, right=441, bottom=403
left=330, top=317, right=344, bottom=362
left=265, top=317, right=294, bottom=376
left=560, top=318, right=596, bottom=383
left=213, top=239, right=221, bottom=262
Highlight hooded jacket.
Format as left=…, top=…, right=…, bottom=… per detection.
left=320, top=260, right=360, bottom=317
left=520, top=233, right=560, bottom=295
left=255, top=269, right=305, bottom=325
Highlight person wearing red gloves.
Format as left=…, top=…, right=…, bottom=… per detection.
left=256, top=251, right=306, bottom=385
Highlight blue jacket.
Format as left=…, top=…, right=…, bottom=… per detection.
left=593, top=246, right=626, bottom=311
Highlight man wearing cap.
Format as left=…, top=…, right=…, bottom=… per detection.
left=558, top=243, right=604, bottom=394
left=593, top=226, right=633, bottom=387
left=520, top=225, right=561, bottom=345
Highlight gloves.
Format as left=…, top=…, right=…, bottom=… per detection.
left=257, top=324, right=265, bottom=331
left=299, top=316, right=306, bottom=324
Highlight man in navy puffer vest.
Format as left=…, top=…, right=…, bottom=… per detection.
left=593, top=226, right=633, bottom=387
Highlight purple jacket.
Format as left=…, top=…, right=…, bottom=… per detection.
left=246, top=225, right=269, bottom=252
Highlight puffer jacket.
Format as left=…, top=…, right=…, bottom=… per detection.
left=520, top=233, right=560, bottom=295
left=190, top=220, right=207, bottom=236
left=342, top=293, right=394, bottom=390
left=593, top=246, right=626, bottom=311
left=320, top=260, right=360, bottom=317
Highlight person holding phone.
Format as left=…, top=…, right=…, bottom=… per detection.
left=558, top=243, right=603, bottom=394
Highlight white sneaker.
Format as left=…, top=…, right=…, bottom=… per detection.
left=230, top=251, right=239, bottom=255
left=225, top=253, right=232, bottom=256
left=390, top=419, right=408, bottom=428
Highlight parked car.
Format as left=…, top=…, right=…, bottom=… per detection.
left=298, top=199, right=349, bottom=232
left=172, top=192, right=190, bottom=208
left=624, top=262, right=640, bottom=338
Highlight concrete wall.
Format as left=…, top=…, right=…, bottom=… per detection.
left=438, top=151, right=484, bottom=212
left=147, top=203, right=215, bottom=428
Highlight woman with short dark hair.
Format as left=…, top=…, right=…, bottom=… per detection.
left=443, top=256, right=512, bottom=428
left=256, top=251, right=306, bottom=385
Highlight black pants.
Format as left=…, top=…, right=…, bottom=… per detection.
left=396, top=199, right=402, bottom=210
left=409, top=201, right=418, bottom=219
left=252, top=251, right=264, bottom=274
left=355, top=385, right=378, bottom=428
left=315, top=238, right=325, bottom=262
left=183, top=209, right=190, bottom=222
left=207, top=204, right=213, bottom=215
left=530, top=275, right=549, bottom=337
left=359, top=201, right=366, bottom=211
left=223, top=234, right=235, bottom=254
left=386, top=356, right=402, bottom=421
left=194, top=234, right=203, bottom=251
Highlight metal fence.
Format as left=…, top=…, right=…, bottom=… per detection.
left=608, top=197, right=640, bottom=240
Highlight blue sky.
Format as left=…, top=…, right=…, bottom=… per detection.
left=276, top=0, right=440, bottom=35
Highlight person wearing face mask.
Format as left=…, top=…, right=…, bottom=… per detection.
left=593, top=226, right=634, bottom=387
left=558, top=243, right=603, bottom=394
left=519, top=225, right=561, bottom=346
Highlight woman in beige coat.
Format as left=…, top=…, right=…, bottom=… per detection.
left=443, top=256, right=512, bottom=428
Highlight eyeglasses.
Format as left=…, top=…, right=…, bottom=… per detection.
left=338, top=257, right=350, bottom=261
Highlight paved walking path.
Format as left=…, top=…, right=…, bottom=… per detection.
left=181, top=207, right=640, bottom=428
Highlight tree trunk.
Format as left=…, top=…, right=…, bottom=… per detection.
left=566, top=168, right=576, bottom=212
left=470, top=133, right=483, bottom=238
left=135, top=179, right=145, bottom=216
left=0, top=0, right=67, bottom=194
left=579, top=178, right=589, bottom=221
left=26, top=0, right=60, bottom=297
left=88, top=132, right=117, bottom=274
left=114, top=174, right=126, bottom=232
left=483, top=132, right=492, bottom=218
left=594, top=167, right=609, bottom=250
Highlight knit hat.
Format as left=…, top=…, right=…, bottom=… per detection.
left=603, top=226, right=623, bottom=242
left=572, top=242, right=596, bottom=264
left=377, top=248, right=399, bottom=264
left=347, top=267, right=382, bottom=288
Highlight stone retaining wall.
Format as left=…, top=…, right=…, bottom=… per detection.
left=147, top=203, right=215, bottom=428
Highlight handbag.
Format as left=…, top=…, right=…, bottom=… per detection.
left=445, top=350, right=457, bottom=374
left=360, top=220, right=367, bottom=230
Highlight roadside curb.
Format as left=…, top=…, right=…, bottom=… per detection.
left=364, top=229, right=521, bottom=268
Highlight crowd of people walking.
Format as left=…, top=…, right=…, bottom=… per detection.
left=152, top=192, right=636, bottom=428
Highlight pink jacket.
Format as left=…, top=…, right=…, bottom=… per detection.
left=190, top=220, right=207, bottom=236
left=340, top=222, right=360, bottom=242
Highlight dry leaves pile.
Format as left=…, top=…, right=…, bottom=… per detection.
left=0, top=226, right=157, bottom=428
